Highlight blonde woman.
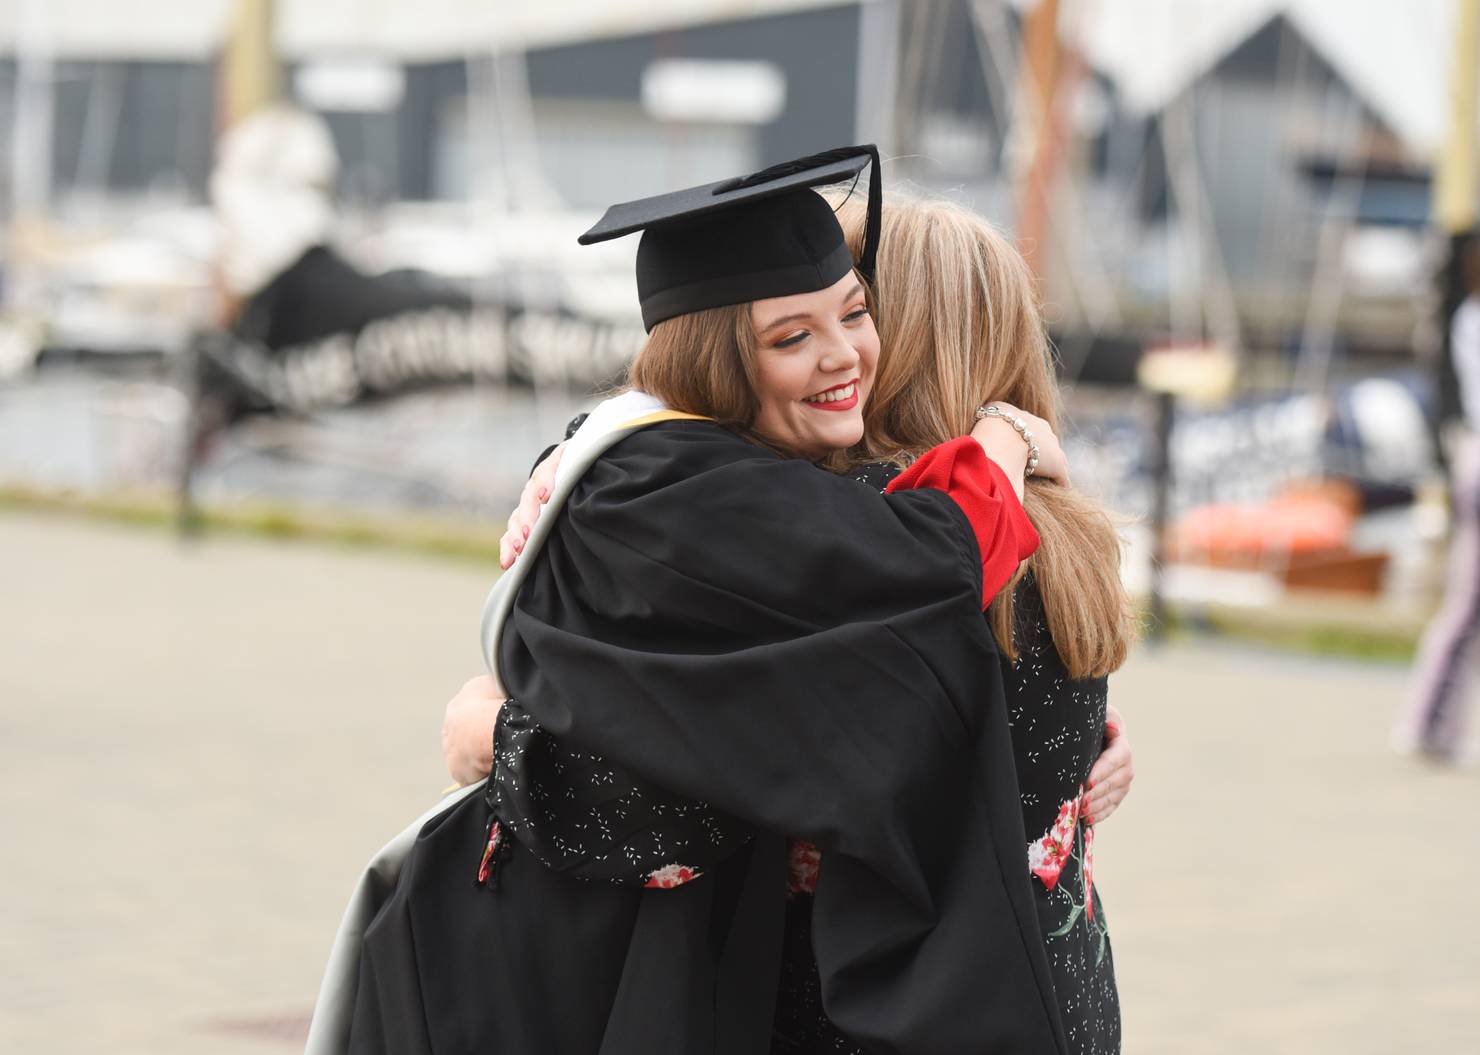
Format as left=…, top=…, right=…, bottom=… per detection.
left=806, top=192, right=1135, bottom=1053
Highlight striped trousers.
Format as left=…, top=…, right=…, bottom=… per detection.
left=1400, top=433, right=1480, bottom=760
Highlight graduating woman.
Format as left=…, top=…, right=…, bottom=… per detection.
left=458, top=194, right=1135, bottom=1054
left=346, top=148, right=1083, bottom=1055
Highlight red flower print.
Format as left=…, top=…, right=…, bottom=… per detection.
left=644, top=862, right=702, bottom=889
left=477, top=821, right=504, bottom=885
left=787, top=839, right=822, bottom=895
left=1026, top=789, right=1081, bottom=891
left=1083, top=824, right=1096, bottom=920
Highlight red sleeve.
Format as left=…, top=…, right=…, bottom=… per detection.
left=886, top=437, right=1039, bottom=608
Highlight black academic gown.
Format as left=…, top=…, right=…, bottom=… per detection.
left=349, top=421, right=1067, bottom=1055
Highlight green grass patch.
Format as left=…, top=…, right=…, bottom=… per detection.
left=1151, top=604, right=1420, bottom=663
left=0, top=482, right=503, bottom=566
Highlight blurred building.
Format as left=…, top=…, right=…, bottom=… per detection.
left=0, top=0, right=1468, bottom=608
left=0, top=1, right=872, bottom=212
left=0, top=0, right=1463, bottom=376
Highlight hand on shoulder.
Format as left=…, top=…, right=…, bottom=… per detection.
left=500, top=444, right=565, bottom=569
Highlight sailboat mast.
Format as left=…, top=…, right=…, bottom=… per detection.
left=9, top=0, right=54, bottom=224
left=220, top=0, right=280, bottom=131
left=1435, top=0, right=1480, bottom=237
left=1015, top=0, right=1063, bottom=281
left=1434, top=0, right=1480, bottom=437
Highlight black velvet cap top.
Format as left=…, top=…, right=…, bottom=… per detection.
left=579, top=145, right=882, bottom=331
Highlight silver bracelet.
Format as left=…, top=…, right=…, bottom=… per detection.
left=974, top=404, right=1041, bottom=478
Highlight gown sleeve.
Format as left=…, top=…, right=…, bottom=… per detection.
left=506, top=413, right=755, bottom=889
left=493, top=437, right=1037, bottom=888
left=499, top=421, right=1068, bottom=1055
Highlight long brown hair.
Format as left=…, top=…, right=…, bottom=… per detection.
left=834, top=191, right=1135, bottom=678
left=627, top=301, right=760, bottom=427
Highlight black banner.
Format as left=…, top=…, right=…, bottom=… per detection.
left=197, top=245, right=645, bottom=419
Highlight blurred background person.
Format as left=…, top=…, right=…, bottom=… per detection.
left=1398, top=233, right=1480, bottom=765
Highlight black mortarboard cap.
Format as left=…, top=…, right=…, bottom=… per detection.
left=579, top=144, right=882, bottom=331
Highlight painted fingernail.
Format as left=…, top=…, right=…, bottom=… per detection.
left=538, top=487, right=548, bottom=500
left=522, top=525, right=530, bottom=538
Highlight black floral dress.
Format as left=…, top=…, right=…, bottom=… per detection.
left=1000, top=577, right=1122, bottom=1054
left=486, top=459, right=1120, bottom=1055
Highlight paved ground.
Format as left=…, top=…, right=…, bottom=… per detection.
left=1, top=510, right=1475, bottom=1054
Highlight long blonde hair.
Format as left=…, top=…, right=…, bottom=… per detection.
left=835, top=192, right=1135, bottom=678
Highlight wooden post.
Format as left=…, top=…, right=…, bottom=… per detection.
left=184, top=0, right=279, bottom=538
left=1437, top=0, right=1480, bottom=236
left=1434, top=0, right=1480, bottom=445
left=1148, top=390, right=1176, bottom=641
left=1015, top=0, right=1062, bottom=280
left=220, top=0, right=279, bottom=131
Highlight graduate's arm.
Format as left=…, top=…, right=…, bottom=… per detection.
left=505, top=425, right=1007, bottom=855
left=562, top=424, right=1006, bottom=629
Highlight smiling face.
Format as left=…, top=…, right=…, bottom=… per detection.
left=748, top=272, right=878, bottom=460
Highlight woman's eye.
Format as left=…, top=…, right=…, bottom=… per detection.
left=843, top=307, right=868, bottom=323
left=776, top=330, right=809, bottom=348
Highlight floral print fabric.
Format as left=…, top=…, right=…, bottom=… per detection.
left=996, top=574, right=1120, bottom=1052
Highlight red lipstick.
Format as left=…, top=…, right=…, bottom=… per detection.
left=802, top=379, right=859, bottom=413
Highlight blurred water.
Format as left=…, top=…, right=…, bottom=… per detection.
left=0, top=369, right=188, bottom=492
left=0, top=367, right=1440, bottom=608
left=0, top=367, right=594, bottom=515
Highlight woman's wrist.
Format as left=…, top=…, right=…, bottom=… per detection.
left=968, top=401, right=1070, bottom=492
left=974, top=405, right=1039, bottom=476
left=970, top=420, right=1029, bottom=501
